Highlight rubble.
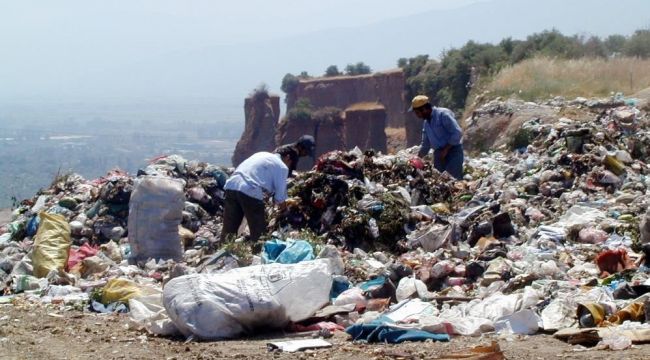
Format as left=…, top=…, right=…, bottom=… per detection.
left=1, top=94, right=650, bottom=352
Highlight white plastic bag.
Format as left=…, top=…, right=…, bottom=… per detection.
left=395, top=277, right=430, bottom=302
left=407, top=223, right=453, bottom=252
left=129, top=291, right=179, bottom=336
left=128, top=176, right=185, bottom=263
left=333, top=287, right=367, bottom=307
left=494, top=309, right=541, bottom=335
left=163, top=259, right=333, bottom=339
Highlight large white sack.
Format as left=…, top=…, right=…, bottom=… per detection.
left=163, top=259, right=333, bottom=340
left=128, top=176, right=185, bottom=263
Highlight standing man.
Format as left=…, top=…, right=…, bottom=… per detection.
left=410, top=95, right=464, bottom=179
left=220, top=147, right=297, bottom=242
left=275, top=134, right=316, bottom=176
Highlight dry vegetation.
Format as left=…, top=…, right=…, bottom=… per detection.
left=486, top=56, right=650, bottom=101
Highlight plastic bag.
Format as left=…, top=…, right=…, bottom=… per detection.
left=102, top=278, right=144, bottom=304
left=494, top=310, right=541, bottom=335
left=407, top=223, right=454, bottom=252
left=129, top=291, right=180, bottom=336
left=333, top=287, right=367, bottom=307
left=67, top=243, right=99, bottom=270
left=577, top=227, right=608, bottom=244
left=163, top=259, right=333, bottom=340
left=32, top=212, right=71, bottom=278
left=262, top=239, right=314, bottom=264
left=396, top=277, right=429, bottom=302
left=128, top=176, right=185, bottom=263
left=12, top=275, right=48, bottom=293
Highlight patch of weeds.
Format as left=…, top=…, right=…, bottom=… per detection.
left=292, top=228, right=327, bottom=254
left=221, top=239, right=254, bottom=265
left=89, top=287, right=103, bottom=303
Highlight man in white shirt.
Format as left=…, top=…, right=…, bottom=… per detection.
left=220, top=148, right=297, bottom=242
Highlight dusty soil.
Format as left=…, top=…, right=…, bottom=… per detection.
left=1, top=303, right=649, bottom=360
left=1, top=208, right=648, bottom=359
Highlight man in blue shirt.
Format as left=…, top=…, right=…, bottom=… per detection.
left=221, top=147, right=297, bottom=242
left=410, top=95, right=464, bottom=179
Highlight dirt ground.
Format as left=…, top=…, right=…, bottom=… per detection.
left=1, top=303, right=649, bottom=360
left=1, top=209, right=648, bottom=359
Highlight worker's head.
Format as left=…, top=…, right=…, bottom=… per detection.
left=276, top=146, right=299, bottom=168
left=295, top=135, right=316, bottom=157
left=409, top=95, right=432, bottom=119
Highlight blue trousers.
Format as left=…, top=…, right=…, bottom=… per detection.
left=434, top=144, right=464, bottom=179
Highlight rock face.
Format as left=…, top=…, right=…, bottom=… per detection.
left=231, top=93, right=280, bottom=166
left=233, top=70, right=407, bottom=166
left=344, top=103, right=387, bottom=153
left=276, top=107, right=345, bottom=171
left=287, top=69, right=406, bottom=128
left=314, top=108, right=346, bottom=163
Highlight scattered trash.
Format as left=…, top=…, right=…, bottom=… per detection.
left=1, top=95, right=650, bottom=354
left=267, top=339, right=332, bottom=352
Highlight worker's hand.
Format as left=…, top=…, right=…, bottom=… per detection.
left=276, top=201, right=288, bottom=212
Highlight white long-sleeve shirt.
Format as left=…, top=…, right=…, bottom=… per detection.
left=224, top=152, right=288, bottom=203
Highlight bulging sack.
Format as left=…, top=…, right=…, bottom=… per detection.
left=128, top=176, right=185, bottom=263
left=163, top=259, right=333, bottom=340
left=32, top=212, right=71, bottom=278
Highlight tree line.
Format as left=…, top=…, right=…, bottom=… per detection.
left=280, top=29, right=650, bottom=113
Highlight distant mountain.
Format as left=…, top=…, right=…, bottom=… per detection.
left=14, top=0, right=650, bottom=105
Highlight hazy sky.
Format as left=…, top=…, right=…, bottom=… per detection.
left=0, top=1, right=481, bottom=47
left=2, top=0, right=649, bottom=104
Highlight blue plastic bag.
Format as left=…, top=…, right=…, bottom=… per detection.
left=262, top=239, right=314, bottom=264
left=26, top=215, right=40, bottom=237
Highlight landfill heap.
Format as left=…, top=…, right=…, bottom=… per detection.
left=1, top=95, right=650, bottom=350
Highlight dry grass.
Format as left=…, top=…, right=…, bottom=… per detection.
left=486, top=56, right=650, bottom=101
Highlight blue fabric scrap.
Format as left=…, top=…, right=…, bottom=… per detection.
left=346, top=322, right=449, bottom=344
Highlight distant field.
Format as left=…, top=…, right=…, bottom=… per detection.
left=485, top=56, right=650, bottom=101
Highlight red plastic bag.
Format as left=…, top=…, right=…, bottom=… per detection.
left=67, top=243, right=99, bottom=270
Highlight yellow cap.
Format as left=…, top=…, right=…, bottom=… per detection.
left=410, top=95, right=430, bottom=111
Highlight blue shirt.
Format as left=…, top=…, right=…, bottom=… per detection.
left=224, top=152, right=289, bottom=203
left=418, top=107, right=463, bottom=157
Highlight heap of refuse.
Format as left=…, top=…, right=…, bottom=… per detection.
left=1, top=95, right=650, bottom=350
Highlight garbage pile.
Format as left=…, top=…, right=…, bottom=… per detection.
left=1, top=96, right=650, bottom=350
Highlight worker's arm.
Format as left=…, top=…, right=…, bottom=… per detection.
left=272, top=166, right=289, bottom=204
left=417, top=126, right=431, bottom=158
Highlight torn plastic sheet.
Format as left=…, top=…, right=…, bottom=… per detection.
left=267, top=339, right=332, bottom=352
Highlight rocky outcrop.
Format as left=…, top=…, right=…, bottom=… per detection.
left=344, top=103, right=387, bottom=153
left=314, top=108, right=346, bottom=162
left=233, top=70, right=408, bottom=166
left=275, top=107, right=345, bottom=171
left=231, top=93, right=280, bottom=166
left=462, top=98, right=578, bottom=153
left=287, top=69, right=406, bottom=128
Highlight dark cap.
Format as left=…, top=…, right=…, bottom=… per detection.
left=296, top=135, right=316, bottom=157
